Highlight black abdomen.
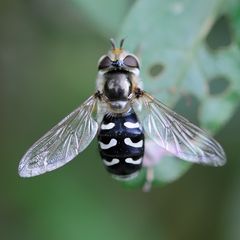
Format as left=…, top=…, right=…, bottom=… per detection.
left=98, top=110, right=144, bottom=178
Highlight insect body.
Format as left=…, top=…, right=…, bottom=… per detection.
left=98, top=110, right=144, bottom=179
left=18, top=39, right=226, bottom=181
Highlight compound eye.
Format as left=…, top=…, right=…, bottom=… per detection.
left=123, top=55, right=139, bottom=68
left=98, top=56, right=112, bottom=70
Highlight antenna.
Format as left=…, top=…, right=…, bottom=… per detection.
left=119, top=38, right=125, bottom=49
left=110, top=38, right=116, bottom=50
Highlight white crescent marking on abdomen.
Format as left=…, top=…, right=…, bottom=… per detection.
left=125, top=158, right=142, bottom=165
left=124, top=122, right=140, bottom=129
left=103, top=158, right=120, bottom=166
left=99, top=139, right=117, bottom=149
left=124, top=138, right=143, bottom=148
left=101, top=123, right=115, bottom=130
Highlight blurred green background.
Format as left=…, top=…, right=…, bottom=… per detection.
left=1, top=0, right=240, bottom=240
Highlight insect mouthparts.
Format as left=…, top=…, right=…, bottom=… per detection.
left=112, top=60, right=124, bottom=68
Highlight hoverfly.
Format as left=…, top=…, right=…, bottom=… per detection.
left=18, top=39, right=226, bottom=183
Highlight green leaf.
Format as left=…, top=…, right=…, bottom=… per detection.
left=223, top=0, right=240, bottom=47
left=72, top=0, right=133, bottom=37
left=122, top=156, right=191, bottom=191
left=197, top=45, right=240, bottom=132
left=117, top=0, right=240, bottom=189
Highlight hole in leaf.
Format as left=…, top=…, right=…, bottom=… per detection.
left=209, top=76, right=230, bottom=95
left=149, top=63, right=165, bottom=78
left=206, top=15, right=232, bottom=50
left=174, top=95, right=200, bottom=125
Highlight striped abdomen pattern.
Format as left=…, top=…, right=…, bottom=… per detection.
left=98, top=110, right=144, bottom=178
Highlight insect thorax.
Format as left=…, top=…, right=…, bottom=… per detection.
left=98, top=110, right=144, bottom=179
left=103, top=70, right=133, bottom=111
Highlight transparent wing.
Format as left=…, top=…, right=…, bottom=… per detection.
left=19, top=95, right=98, bottom=177
left=132, top=92, right=226, bottom=166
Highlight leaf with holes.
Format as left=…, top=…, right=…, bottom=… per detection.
left=224, top=0, right=240, bottom=47
left=116, top=0, right=240, bottom=190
